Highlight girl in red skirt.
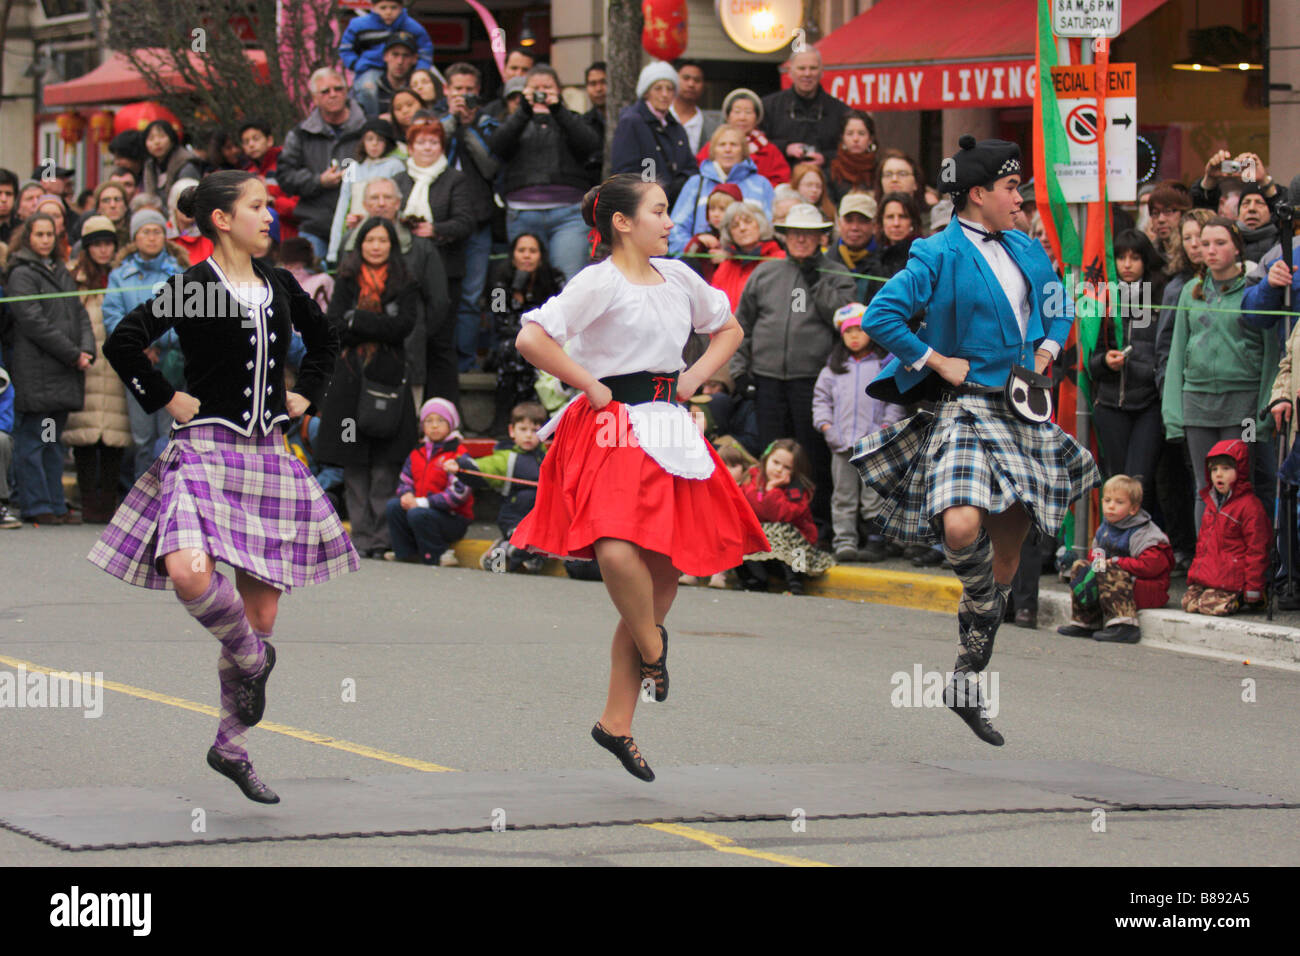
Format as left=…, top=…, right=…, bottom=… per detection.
left=512, top=172, right=769, bottom=781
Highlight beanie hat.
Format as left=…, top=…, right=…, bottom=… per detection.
left=941, top=134, right=1021, bottom=196
left=709, top=183, right=745, bottom=205
left=78, top=215, right=119, bottom=247
left=834, top=302, right=867, bottom=332
left=419, top=397, right=461, bottom=432
left=722, top=88, right=763, bottom=124
left=130, top=208, right=167, bottom=238
left=168, top=178, right=199, bottom=213
left=637, top=60, right=679, bottom=99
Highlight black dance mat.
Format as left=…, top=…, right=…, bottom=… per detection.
left=0, top=761, right=1287, bottom=851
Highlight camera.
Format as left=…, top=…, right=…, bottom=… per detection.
left=1221, top=159, right=1243, bottom=176
left=531, top=91, right=548, bottom=104
left=463, top=94, right=479, bottom=110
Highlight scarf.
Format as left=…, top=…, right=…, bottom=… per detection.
left=401, top=154, right=447, bottom=224
left=837, top=243, right=872, bottom=270
left=358, top=262, right=388, bottom=312
left=747, top=129, right=771, bottom=150
left=830, top=148, right=876, bottom=190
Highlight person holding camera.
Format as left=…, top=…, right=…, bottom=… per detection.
left=759, top=50, right=852, bottom=171
left=440, top=62, right=500, bottom=372
left=489, top=65, right=602, bottom=286
left=1193, top=150, right=1286, bottom=262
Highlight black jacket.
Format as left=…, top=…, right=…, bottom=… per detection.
left=313, top=268, right=420, bottom=468
left=490, top=99, right=602, bottom=199
left=277, top=102, right=369, bottom=240
left=1089, top=276, right=1167, bottom=410
left=759, top=86, right=852, bottom=163
left=609, top=100, right=697, bottom=206
left=102, top=258, right=337, bottom=436
left=581, top=106, right=606, bottom=187
left=393, top=167, right=476, bottom=278
left=5, top=247, right=94, bottom=414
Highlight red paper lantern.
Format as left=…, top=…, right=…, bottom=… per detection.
left=112, top=102, right=183, bottom=139
left=89, top=110, right=116, bottom=143
left=56, top=111, right=87, bottom=145
left=642, top=0, right=687, bottom=62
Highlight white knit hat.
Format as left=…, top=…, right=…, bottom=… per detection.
left=637, top=60, right=679, bottom=99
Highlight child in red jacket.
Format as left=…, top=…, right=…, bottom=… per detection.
left=735, top=439, right=834, bottom=595
left=384, top=398, right=473, bottom=565
left=1182, top=439, right=1271, bottom=616
left=1058, top=474, right=1174, bottom=643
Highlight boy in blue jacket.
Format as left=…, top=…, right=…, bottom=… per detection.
left=339, top=1, right=434, bottom=118
left=850, top=135, right=1100, bottom=746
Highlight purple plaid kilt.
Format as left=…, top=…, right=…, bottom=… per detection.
left=849, top=393, right=1100, bottom=546
left=87, top=423, right=361, bottom=591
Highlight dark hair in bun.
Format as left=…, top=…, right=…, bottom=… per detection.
left=581, top=172, right=655, bottom=261
left=179, top=170, right=258, bottom=240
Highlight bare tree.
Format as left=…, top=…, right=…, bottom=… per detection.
left=107, top=0, right=342, bottom=143
left=0, top=0, right=16, bottom=100
left=603, top=0, right=643, bottom=180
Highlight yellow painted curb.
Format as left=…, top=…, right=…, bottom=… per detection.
left=448, top=537, right=960, bottom=609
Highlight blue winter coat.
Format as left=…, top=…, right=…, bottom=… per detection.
left=667, top=158, right=773, bottom=255
left=102, top=246, right=187, bottom=387
left=338, top=12, right=434, bottom=75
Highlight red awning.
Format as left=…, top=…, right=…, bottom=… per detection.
left=817, top=0, right=1171, bottom=68
left=44, top=49, right=270, bottom=107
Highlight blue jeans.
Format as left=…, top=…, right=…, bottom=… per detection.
left=457, top=224, right=492, bottom=371
left=506, top=204, right=590, bottom=286
left=126, top=394, right=173, bottom=480
left=13, top=410, right=68, bottom=518
left=351, top=69, right=385, bottom=118
left=385, top=498, right=469, bottom=564
left=300, top=230, right=329, bottom=264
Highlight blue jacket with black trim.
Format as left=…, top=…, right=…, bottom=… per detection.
left=862, top=217, right=1073, bottom=403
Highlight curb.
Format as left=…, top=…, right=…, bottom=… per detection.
left=448, top=538, right=1300, bottom=670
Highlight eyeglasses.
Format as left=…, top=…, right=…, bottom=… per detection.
left=881, top=169, right=913, bottom=180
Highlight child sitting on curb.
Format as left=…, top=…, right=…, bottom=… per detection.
left=384, top=398, right=472, bottom=565
left=1057, top=474, right=1173, bottom=643
left=1182, top=439, right=1270, bottom=616
left=447, top=401, right=548, bottom=573
left=736, top=439, right=834, bottom=595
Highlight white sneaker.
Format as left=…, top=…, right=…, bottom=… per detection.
left=0, top=505, right=21, bottom=529
left=439, top=550, right=459, bottom=567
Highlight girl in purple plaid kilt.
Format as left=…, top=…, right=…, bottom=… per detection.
left=88, top=171, right=360, bottom=803
left=849, top=136, right=1099, bottom=746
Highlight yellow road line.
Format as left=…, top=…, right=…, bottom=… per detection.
left=2, top=655, right=825, bottom=860
left=639, top=821, right=833, bottom=867
left=0, top=653, right=458, bottom=773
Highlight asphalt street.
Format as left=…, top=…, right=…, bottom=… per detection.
left=1, top=524, right=1297, bottom=866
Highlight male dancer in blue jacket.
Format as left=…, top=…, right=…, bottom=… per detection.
left=852, top=135, right=1100, bottom=744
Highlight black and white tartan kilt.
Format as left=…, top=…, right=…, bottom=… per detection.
left=849, top=393, right=1100, bottom=546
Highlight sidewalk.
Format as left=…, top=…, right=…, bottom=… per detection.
left=449, top=520, right=1300, bottom=671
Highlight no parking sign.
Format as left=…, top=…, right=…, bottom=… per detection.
left=1049, top=63, right=1137, bottom=202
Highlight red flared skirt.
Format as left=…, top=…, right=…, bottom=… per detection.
left=510, top=398, right=770, bottom=576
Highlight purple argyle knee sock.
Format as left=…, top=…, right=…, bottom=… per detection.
left=213, top=650, right=250, bottom=761
left=177, top=572, right=265, bottom=677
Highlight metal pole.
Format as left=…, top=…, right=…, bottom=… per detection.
left=1071, top=202, right=1091, bottom=564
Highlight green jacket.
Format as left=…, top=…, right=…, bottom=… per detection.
left=464, top=444, right=545, bottom=495
left=1161, top=273, right=1278, bottom=441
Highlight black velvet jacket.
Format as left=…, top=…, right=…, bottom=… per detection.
left=102, top=257, right=339, bottom=436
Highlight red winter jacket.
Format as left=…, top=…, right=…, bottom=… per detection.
left=244, top=145, right=300, bottom=235
left=740, top=466, right=816, bottom=544
left=396, top=438, right=474, bottom=521
left=1109, top=538, right=1174, bottom=609
left=712, top=239, right=785, bottom=312
left=1188, top=438, right=1271, bottom=595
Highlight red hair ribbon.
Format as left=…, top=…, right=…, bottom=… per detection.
left=587, top=188, right=602, bottom=257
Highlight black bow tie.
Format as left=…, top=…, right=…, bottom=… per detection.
left=961, top=221, right=1006, bottom=244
